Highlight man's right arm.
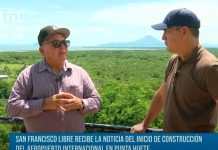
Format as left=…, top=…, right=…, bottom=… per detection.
left=6, top=69, right=45, bottom=118
left=131, top=81, right=166, bottom=133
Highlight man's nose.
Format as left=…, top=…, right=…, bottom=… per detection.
left=162, top=34, right=166, bottom=41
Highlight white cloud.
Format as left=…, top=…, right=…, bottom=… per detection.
left=1, top=0, right=218, bottom=46
left=91, top=3, right=162, bottom=27
left=49, top=5, right=63, bottom=9
left=89, top=0, right=218, bottom=45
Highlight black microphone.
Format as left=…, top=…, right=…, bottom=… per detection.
left=175, top=70, right=180, bottom=78
left=55, top=75, right=62, bottom=81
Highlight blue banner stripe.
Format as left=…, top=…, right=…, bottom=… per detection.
left=10, top=133, right=218, bottom=150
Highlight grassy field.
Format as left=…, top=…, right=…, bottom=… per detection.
left=0, top=49, right=218, bottom=149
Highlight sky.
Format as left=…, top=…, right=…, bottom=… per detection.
left=0, top=0, right=218, bottom=47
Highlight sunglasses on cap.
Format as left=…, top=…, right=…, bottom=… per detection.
left=42, top=40, right=70, bottom=48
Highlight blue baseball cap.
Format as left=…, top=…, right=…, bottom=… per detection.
left=151, top=8, right=200, bottom=30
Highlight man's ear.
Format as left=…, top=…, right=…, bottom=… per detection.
left=39, top=46, right=45, bottom=56
left=180, top=26, right=189, bottom=36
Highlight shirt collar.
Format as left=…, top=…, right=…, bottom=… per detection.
left=38, top=59, right=72, bottom=73
left=178, top=44, right=203, bottom=63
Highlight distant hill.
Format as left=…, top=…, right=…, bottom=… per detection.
left=0, top=36, right=217, bottom=52
left=97, top=35, right=165, bottom=47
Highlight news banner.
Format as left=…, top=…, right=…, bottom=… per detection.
left=10, top=133, right=218, bottom=150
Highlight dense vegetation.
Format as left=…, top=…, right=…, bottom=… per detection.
left=0, top=49, right=218, bottom=149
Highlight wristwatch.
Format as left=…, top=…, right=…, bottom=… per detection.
left=79, top=100, right=85, bottom=111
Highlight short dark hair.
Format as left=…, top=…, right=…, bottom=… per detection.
left=176, top=26, right=199, bottom=38
left=189, top=27, right=199, bottom=38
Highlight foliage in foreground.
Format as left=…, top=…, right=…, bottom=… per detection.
left=0, top=50, right=171, bottom=127
left=1, top=49, right=218, bottom=127
left=0, top=50, right=218, bottom=145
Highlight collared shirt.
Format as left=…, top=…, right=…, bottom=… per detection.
left=164, top=45, right=218, bottom=132
left=7, top=59, right=101, bottom=132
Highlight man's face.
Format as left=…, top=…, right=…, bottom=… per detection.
left=40, top=34, right=69, bottom=66
left=162, top=26, right=183, bottom=53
